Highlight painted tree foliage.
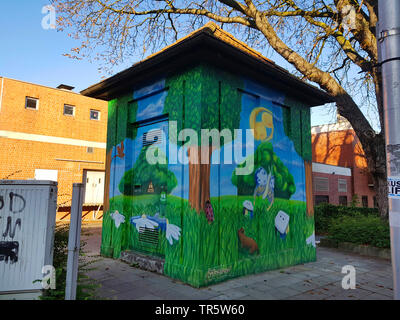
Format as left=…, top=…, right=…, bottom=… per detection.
left=54, top=0, right=387, bottom=217
left=119, top=147, right=177, bottom=195
left=232, top=141, right=296, bottom=199
left=163, top=65, right=243, bottom=212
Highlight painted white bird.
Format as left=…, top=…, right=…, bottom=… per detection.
left=110, top=210, right=125, bottom=228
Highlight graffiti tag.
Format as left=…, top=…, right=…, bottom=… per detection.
left=0, top=192, right=26, bottom=264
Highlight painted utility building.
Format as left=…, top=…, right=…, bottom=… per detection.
left=82, top=22, right=332, bottom=287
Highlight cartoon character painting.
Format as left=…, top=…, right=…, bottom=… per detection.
left=242, top=200, right=254, bottom=219
left=253, top=166, right=275, bottom=210
left=275, top=210, right=290, bottom=239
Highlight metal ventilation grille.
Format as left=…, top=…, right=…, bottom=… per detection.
left=143, top=129, right=162, bottom=147
left=138, top=227, right=159, bottom=246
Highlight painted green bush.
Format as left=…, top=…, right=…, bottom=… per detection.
left=231, top=142, right=296, bottom=199
left=119, top=147, right=178, bottom=195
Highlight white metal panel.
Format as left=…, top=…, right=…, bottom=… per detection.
left=0, top=180, right=57, bottom=293
left=312, top=162, right=352, bottom=176
left=84, top=171, right=105, bottom=204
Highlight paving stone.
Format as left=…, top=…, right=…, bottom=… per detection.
left=220, top=288, right=249, bottom=299
left=81, top=232, right=394, bottom=301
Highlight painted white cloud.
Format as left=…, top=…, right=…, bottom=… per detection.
left=136, top=91, right=167, bottom=119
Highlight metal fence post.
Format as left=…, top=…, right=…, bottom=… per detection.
left=378, top=0, right=400, bottom=300
left=65, top=183, right=84, bottom=300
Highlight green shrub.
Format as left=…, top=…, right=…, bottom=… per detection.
left=327, top=214, right=390, bottom=248
left=314, top=203, right=379, bottom=234
left=39, top=225, right=99, bottom=300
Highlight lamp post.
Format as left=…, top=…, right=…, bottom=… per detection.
left=378, top=0, right=400, bottom=300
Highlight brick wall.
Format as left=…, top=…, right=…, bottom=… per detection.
left=312, top=126, right=376, bottom=208
left=312, top=172, right=353, bottom=206
left=0, top=77, right=108, bottom=221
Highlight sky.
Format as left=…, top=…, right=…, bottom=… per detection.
left=0, top=1, right=133, bottom=92
left=0, top=0, right=338, bottom=127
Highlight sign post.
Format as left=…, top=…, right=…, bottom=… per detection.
left=65, top=183, right=84, bottom=300
left=378, top=0, right=400, bottom=300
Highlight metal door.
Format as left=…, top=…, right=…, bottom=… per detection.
left=84, top=171, right=105, bottom=204
left=131, top=117, right=168, bottom=257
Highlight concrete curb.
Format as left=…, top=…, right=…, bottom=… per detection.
left=319, top=238, right=391, bottom=260
left=120, top=250, right=164, bottom=274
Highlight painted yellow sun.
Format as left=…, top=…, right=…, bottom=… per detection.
left=249, top=107, right=274, bottom=141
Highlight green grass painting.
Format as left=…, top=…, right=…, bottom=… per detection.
left=101, top=194, right=315, bottom=287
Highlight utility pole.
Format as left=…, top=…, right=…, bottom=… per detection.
left=378, top=0, right=400, bottom=300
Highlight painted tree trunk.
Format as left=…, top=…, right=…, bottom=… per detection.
left=188, top=146, right=213, bottom=213
left=304, top=160, right=314, bottom=217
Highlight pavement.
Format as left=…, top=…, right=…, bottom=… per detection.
left=81, top=223, right=394, bottom=300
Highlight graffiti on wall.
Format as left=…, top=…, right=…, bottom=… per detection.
left=0, top=192, right=25, bottom=263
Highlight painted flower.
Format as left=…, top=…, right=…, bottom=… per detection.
left=147, top=213, right=181, bottom=245
left=110, top=210, right=125, bottom=228
left=166, top=221, right=181, bottom=245
left=129, top=214, right=159, bottom=233
left=147, top=213, right=167, bottom=231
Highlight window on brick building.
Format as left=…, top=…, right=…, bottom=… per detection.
left=373, top=196, right=378, bottom=208
left=314, top=177, right=329, bottom=192
left=63, top=104, right=75, bottom=116
left=315, top=195, right=329, bottom=205
left=90, top=109, right=100, bottom=120
left=362, top=196, right=368, bottom=208
left=339, top=196, right=348, bottom=206
left=338, top=179, right=347, bottom=193
left=25, top=97, right=38, bottom=110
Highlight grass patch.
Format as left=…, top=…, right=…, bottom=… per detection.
left=102, top=194, right=315, bottom=287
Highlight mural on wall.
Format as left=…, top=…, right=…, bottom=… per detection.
left=101, top=64, right=316, bottom=287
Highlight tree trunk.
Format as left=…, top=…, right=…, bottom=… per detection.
left=362, top=133, right=388, bottom=218
left=188, top=145, right=213, bottom=213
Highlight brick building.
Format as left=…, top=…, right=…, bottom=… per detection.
left=0, top=76, right=108, bottom=221
left=311, top=117, right=376, bottom=208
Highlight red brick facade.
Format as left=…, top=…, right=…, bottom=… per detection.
left=0, top=77, right=108, bottom=221
left=311, top=121, right=376, bottom=208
